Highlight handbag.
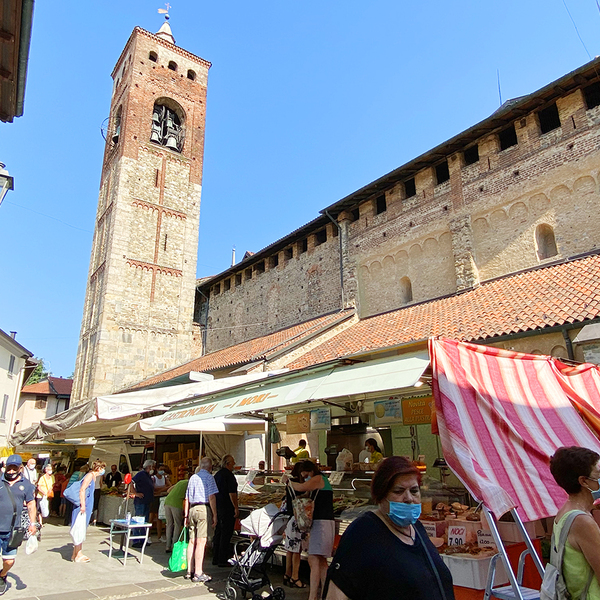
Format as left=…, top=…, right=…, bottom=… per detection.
left=63, top=478, right=83, bottom=504
left=288, top=482, right=317, bottom=533
left=540, top=510, right=593, bottom=600
left=5, top=482, right=26, bottom=549
left=168, top=528, right=188, bottom=573
left=415, top=524, right=448, bottom=600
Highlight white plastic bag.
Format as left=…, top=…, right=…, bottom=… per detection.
left=70, top=511, right=87, bottom=545
left=158, top=496, right=166, bottom=521
left=25, top=534, right=38, bottom=555
left=39, top=496, right=49, bottom=518
left=336, top=448, right=354, bottom=471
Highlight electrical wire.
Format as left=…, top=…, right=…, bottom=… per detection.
left=3, top=201, right=93, bottom=233
left=561, top=0, right=592, bottom=60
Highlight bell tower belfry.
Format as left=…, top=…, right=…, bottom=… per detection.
left=71, top=21, right=210, bottom=403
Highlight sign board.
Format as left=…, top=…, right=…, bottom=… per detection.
left=374, top=397, right=402, bottom=425
left=447, top=524, right=467, bottom=546
left=421, top=521, right=438, bottom=538
left=401, top=397, right=433, bottom=425
left=310, top=408, right=331, bottom=431
left=286, top=412, right=310, bottom=434
left=477, top=529, right=496, bottom=549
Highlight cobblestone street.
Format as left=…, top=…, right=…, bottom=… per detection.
left=3, top=519, right=308, bottom=600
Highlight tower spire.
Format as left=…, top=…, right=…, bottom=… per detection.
left=156, top=3, right=175, bottom=44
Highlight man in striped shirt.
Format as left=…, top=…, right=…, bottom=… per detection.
left=183, top=457, right=218, bottom=583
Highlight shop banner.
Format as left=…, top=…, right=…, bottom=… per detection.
left=287, top=412, right=311, bottom=434
left=374, top=397, right=402, bottom=424
left=310, top=408, right=331, bottom=431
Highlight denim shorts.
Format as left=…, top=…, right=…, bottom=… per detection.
left=0, top=532, right=18, bottom=558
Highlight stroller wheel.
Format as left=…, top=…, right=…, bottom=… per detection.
left=271, top=587, right=286, bottom=600
left=225, top=581, right=239, bottom=600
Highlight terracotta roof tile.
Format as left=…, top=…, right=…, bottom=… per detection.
left=22, top=377, right=73, bottom=396
left=288, top=254, right=600, bottom=369
left=127, top=309, right=354, bottom=390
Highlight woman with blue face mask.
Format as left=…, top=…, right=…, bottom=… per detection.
left=549, top=446, right=600, bottom=600
left=324, top=456, right=454, bottom=600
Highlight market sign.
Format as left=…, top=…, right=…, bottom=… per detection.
left=287, top=412, right=311, bottom=434
left=373, top=397, right=402, bottom=425
left=401, top=397, right=433, bottom=425
left=310, top=408, right=331, bottom=431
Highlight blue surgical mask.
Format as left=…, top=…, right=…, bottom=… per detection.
left=99, top=469, right=106, bottom=476
left=305, top=475, right=311, bottom=481
left=158, top=470, right=165, bottom=476
left=388, top=501, right=422, bottom=527
left=584, top=484, right=600, bottom=501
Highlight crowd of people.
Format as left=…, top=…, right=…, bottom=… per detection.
left=1, top=444, right=600, bottom=599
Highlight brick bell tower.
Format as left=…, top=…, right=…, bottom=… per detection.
left=71, top=19, right=210, bottom=403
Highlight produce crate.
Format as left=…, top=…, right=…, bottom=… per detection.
left=496, top=520, right=544, bottom=543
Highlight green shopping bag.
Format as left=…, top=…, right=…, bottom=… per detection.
left=168, top=528, right=188, bottom=573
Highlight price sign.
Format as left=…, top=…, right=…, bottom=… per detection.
left=477, top=529, right=496, bottom=549
left=328, top=471, right=344, bottom=486
left=421, top=521, right=437, bottom=538
left=447, top=525, right=467, bottom=546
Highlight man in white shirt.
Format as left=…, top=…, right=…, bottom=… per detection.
left=22, top=459, right=38, bottom=485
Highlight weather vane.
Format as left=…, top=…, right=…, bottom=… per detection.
left=158, top=3, right=171, bottom=20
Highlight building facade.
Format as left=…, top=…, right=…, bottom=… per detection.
left=0, top=328, right=33, bottom=449
left=71, top=23, right=211, bottom=403
left=197, top=59, right=600, bottom=357
left=16, top=376, right=72, bottom=433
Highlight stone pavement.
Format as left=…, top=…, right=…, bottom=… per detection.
left=2, top=518, right=310, bottom=600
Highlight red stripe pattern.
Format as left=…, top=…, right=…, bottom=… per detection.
left=430, top=337, right=600, bottom=522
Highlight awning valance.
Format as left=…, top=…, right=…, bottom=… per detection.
left=153, top=351, right=429, bottom=428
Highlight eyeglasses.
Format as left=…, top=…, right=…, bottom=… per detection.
left=586, top=476, right=600, bottom=483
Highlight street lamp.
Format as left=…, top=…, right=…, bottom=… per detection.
left=0, top=163, right=15, bottom=207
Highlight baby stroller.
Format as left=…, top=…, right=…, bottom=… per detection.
left=225, top=503, right=289, bottom=600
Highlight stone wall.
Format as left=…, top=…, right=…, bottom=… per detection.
left=72, top=28, right=210, bottom=403
left=200, top=80, right=600, bottom=346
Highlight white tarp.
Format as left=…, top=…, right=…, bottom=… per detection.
left=10, top=371, right=285, bottom=445
left=110, top=415, right=267, bottom=436
left=154, top=351, right=429, bottom=428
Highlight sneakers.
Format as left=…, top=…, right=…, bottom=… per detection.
left=191, top=573, right=212, bottom=583
left=159, top=535, right=166, bottom=542
left=0, top=575, right=8, bottom=595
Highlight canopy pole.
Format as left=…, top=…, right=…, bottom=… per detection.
left=482, top=506, right=525, bottom=600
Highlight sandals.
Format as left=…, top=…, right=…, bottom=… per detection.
left=290, top=578, right=307, bottom=588
left=283, top=575, right=292, bottom=587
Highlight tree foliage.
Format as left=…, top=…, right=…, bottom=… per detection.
left=25, top=359, right=50, bottom=386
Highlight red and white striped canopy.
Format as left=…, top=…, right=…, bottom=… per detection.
left=430, top=338, right=600, bottom=522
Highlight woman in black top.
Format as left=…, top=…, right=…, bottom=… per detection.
left=325, top=456, right=454, bottom=600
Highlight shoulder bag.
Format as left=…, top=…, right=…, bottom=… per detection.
left=5, top=482, right=26, bottom=549
left=414, top=524, right=448, bottom=600
left=63, top=477, right=84, bottom=505
left=540, top=510, right=593, bottom=600
left=287, top=482, right=318, bottom=533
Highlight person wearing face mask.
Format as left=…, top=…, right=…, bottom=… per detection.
left=36, top=463, right=54, bottom=527
left=22, top=458, right=38, bottom=485
left=283, top=460, right=335, bottom=600
left=0, top=455, right=37, bottom=595
left=131, top=460, right=156, bottom=548
left=150, top=464, right=171, bottom=543
left=324, top=456, right=454, bottom=600
left=69, top=460, right=106, bottom=563
left=364, top=438, right=384, bottom=465
left=549, top=446, right=600, bottom=600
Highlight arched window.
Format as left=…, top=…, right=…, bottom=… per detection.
left=400, top=277, right=413, bottom=305
left=187, top=69, right=196, bottom=81
left=168, top=61, right=177, bottom=71
left=150, top=98, right=185, bottom=152
left=112, top=106, right=122, bottom=145
left=535, top=224, right=558, bottom=260
left=149, top=51, right=158, bottom=63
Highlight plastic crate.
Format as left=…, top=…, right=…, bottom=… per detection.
left=441, top=553, right=508, bottom=590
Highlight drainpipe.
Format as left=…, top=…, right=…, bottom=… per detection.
left=324, top=209, right=345, bottom=309
left=197, top=288, right=209, bottom=356
left=562, top=327, right=575, bottom=361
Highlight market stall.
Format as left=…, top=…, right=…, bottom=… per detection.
left=148, top=339, right=600, bottom=599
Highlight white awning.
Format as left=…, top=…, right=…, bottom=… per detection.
left=153, top=351, right=429, bottom=428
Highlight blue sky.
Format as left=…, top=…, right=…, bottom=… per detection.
left=1, top=1, right=599, bottom=377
